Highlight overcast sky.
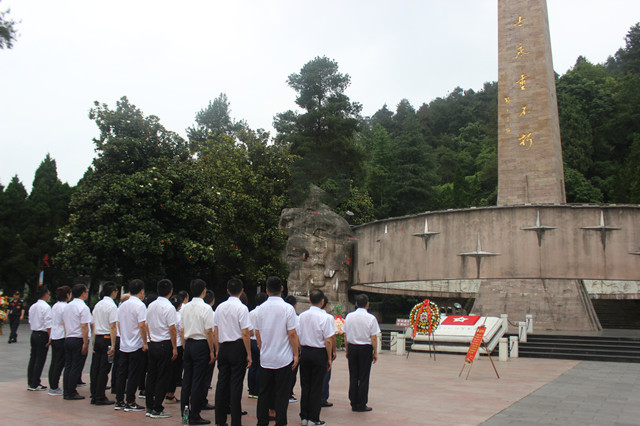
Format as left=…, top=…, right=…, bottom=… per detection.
left=1, top=0, right=639, bottom=191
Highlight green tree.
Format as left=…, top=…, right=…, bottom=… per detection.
left=0, top=176, right=32, bottom=293
left=0, top=2, right=18, bottom=49
left=274, top=56, right=364, bottom=206
left=58, top=98, right=217, bottom=290
left=186, top=93, right=247, bottom=146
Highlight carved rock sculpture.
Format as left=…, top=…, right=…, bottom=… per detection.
left=279, top=186, right=354, bottom=312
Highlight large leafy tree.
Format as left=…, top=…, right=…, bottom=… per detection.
left=274, top=56, right=365, bottom=206
left=57, top=97, right=218, bottom=290
left=193, top=128, right=294, bottom=289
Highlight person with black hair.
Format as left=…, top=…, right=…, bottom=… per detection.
left=180, top=278, right=215, bottom=425
left=145, top=279, right=178, bottom=418
left=213, top=278, right=252, bottom=426
left=343, top=294, right=380, bottom=413
left=247, top=292, right=268, bottom=399
left=48, top=285, right=71, bottom=396
left=89, top=282, right=118, bottom=405
left=255, top=276, right=299, bottom=426
left=114, top=279, right=148, bottom=412
left=8, top=290, right=25, bottom=343
left=62, top=284, right=91, bottom=400
left=298, top=289, right=335, bottom=426
left=27, top=286, right=52, bottom=391
left=164, top=294, right=184, bottom=404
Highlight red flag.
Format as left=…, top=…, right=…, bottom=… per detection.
left=43, top=254, right=50, bottom=267
left=441, top=315, right=481, bottom=326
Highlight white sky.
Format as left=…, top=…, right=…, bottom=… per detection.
left=1, top=0, right=638, bottom=190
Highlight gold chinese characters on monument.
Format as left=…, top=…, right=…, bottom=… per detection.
left=502, top=14, right=536, bottom=150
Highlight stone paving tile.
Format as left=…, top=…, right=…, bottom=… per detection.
left=1, top=336, right=582, bottom=425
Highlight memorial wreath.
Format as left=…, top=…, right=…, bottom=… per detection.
left=409, top=299, right=440, bottom=337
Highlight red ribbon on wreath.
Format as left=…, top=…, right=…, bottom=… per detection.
left=412, top=299, right=433, bottom=338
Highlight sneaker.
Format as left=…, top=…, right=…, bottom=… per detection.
left=289, top=396, right=298, bottom=403
left=138, top=390, right=146, bottom=398
left=248, top=394, right=258, bottom=399
left=114, top=401, right=126, bottom=410
left=301, top=420, right=308, bottom=426
left=309, top=422, right=326, bottom=426
left=150, top=410, right=171, bottom=418
left=27, top=384, right=47, bottom=391
left=146, top=411, right=152, bottom=417
left=124, top=402, right=145, bottom=412
left=48, top=388, right=63, bottom=396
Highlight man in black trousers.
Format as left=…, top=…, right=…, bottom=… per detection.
left=114, top=279, right=148, bottom=412
left=255, top=276, right=299, bottom=426
left=89, top=282, right=118, bottom=405
left=145, top=279, right=178, bottom=418
left=181, top=279, right=215, bottom=425
left=8, top=290, right=25, bottom=344
left=298, top=289, right=334, bottom=426
left=213, top=278, right=252, bottom=426
left=343, top=294, right=381, bottom=413
left=27, top=286, right=52, bottom=391
left=62, top=284, right=92, bottom=400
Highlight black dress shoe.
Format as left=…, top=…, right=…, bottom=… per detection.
left=352, top=406, right=372, bottom=412
left=201, top=403, right=215, bottom=410
left=64, top=394, right=85, bottom=400
left=241, top=410, right=247, bottom=415
left=94, top=398, right=115, bottom=405
left=321, top=401, right=333, bottom=407
left=189, top=417, right=211, bottom=425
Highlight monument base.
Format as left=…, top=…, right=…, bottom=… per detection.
left=472, top=278, right=602, bottom=331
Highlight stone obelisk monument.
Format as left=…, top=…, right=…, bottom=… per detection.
left=497, top=0, right=566, bottom=205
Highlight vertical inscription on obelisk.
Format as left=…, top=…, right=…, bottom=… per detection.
left=497, top=0, right=566, bottom=205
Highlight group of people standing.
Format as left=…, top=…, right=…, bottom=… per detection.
left=21, top=276, right=381, bottom=426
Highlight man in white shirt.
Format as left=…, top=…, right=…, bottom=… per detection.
left=180, top=278, right=215, bottom=425
left=62, top=284, right=92, bottom=400
left=48, top=285, right=71, bottom=396
left=247, top=292, right=268, bottom=398
left=255, top=276, right=299, bottom=426
left=89, top=281, right=118, bottom=405
left=114, top=279, right=148, bottom=412
left=213, top=278, right=252, bottom=426
left=343, top=294, right=381, bottom=413
left=320, top=296, right=336, bottom=408
left=27, top=286, right=52, bottom=391
left=145, top=279, right=178, bottom=418
left=298, top=289, right=335, bottom=426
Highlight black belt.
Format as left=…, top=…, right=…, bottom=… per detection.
left=32, top=330, right=48, bottom=334
left=220, top=338, right=243, bottom=345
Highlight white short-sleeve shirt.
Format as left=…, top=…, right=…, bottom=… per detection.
left=255, top=296, right=298, bottom=369
left=299, top=306, right=336, bottom=348
left=28, top=299, right=52, bottom=332
left=249, top=305, right=261, bottom=341
left=62, top=298, right=92, bottom=338
left=181, top=298, right=214, bottom=341
left=343, top=308, right=381, bottom=345
left=214, top=296, right=251, bottom=343
left=117, top=296, right=147, bottom=352
left=147, top=296, right=177, bottom=342
left=92, top=296, right=118, bottom=336
left=50, top=301, right=67, bottom=340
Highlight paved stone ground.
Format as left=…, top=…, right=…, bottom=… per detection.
left=482, top=361, right=640, bottom=425
left=1, top=326, right=639, bottom=425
